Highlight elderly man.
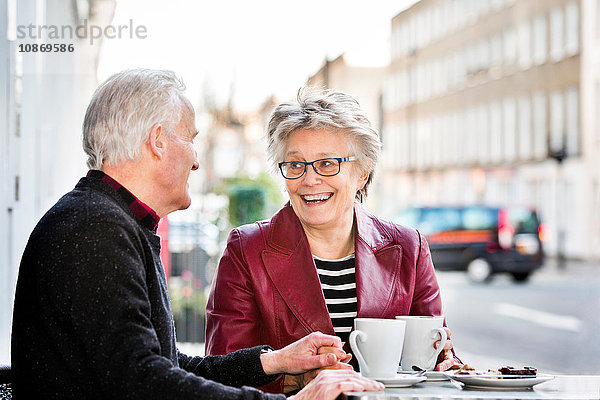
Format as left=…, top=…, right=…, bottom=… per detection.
left=11, top=69, right=382, bottom=399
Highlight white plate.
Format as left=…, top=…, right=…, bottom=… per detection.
left=370, top=374, right=427, bottom=387
left=443, top=372, right=555, bottom=389
left=398, top=369, right=449, bottom=381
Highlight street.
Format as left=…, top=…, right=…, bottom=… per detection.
left=437, top=260, right=600, bottom=375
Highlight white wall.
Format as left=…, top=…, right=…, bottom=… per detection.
left=0, top=0, right=111, bottom=364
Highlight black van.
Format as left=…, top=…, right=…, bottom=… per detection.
left=395, top=206, right=545, bottom=283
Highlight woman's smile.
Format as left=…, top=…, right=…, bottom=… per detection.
left=300, top=192, right=334, bottom=205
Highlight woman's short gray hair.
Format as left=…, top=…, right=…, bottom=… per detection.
left=267, top=87, right=382, bottom=200
left=83, top=68, right=188, bottom=169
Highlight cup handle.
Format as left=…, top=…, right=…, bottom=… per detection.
left=349, top=330, right=369, bottom=375
left=428, top=327, right=448, bottom=368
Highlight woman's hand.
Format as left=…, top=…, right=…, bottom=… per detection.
left=289, top=369, right=384, bottom=400
left=435, top=327, right=460, bottom=371
left=318, top=346, right=353, bottom=364
left=283, top=348, right=353, bottom=393
left=260, top=332, right=348, bottom=376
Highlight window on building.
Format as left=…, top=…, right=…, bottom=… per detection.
left=597, top=83, right=600, bottom=144
left=490, top=102, right=503, bottom=163
left=409, top=66, right=417, bottom=105
left=400, top=123, right=409, bottom=169
left=503, top=27, right=517, bottom=66
left=597, top=0, right=600, bottom=41
left=479, top=38, right=490, bottom=72
left=532, top=91, right=547, bottom=159
left=387, top=123, right=395, bottom=168
left=532, top=15, right=547, bottom=65
left=550, top=7, right=565, bottom=62
left=409, top=119, right=417, bottom=168
left=431, top=116, right=440, bottom=168
left=467, top=43, right=478, bottom=75
left=550, top=89, right=565, bottom=154
left=565, top=86, right=579, bottom=156
left=426, top=61, right=434, bottom=99
left=490, top=33, right=503, bottom=67
left=409, top=16, right=417, bottom=53
left=517, top=20, right=532, bottom=69
left=465, top=108, right=476, bottom=163
left=431, top=6, right=440, bottom=42
left=418, top=118, right=429, bottom=169
left=402, top=71, right=409, bottom=107
left=518, top=94, right=532, bottom=160
left=503, top=98, right=517, bottom=161
left=417, top=12, right=426, bottom=49
left=455, top=49, right=465, bottom=84
left=382, top=123, right=392, bottom=168
left=417, top=64, right=425, bottom=102
left=453, top=111, right=464, bottom=166
left=391, top=25, right=401, bottom=59
left=565, top=1, right=579, bottom=56
left=477, top=105, right=489, bottom=165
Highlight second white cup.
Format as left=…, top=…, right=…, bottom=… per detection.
left=395, top=315, right=448, bottom=371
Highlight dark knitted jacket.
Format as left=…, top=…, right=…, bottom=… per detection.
left=11, top=176, right=285, bottom=400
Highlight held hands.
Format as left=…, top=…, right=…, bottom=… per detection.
left=260, top=332, right=350, bottom=376
left=434, top=327, right=460, bottom=371
left=283, top=344, right=354, bottom=392
left=259, top=330, right=384, bottom=399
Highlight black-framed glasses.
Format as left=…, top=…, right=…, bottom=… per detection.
left=278, top=156, right=356, bottom=180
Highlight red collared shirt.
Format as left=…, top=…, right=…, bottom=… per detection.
left=87, top=170, right=160, bottom=233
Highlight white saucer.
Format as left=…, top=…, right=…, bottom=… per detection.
left=398, top=369, right=449, bottom=381
left=369, top=374, right=427, bottom=387
left=443, top=372, right=555, bottom=389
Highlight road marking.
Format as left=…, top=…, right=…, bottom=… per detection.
left=493, top=303, right=583, bottom=333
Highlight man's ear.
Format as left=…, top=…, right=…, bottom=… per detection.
left=148, top=123, right=165, bottom=159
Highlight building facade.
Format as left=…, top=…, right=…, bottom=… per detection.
left=308, top=54, right=385, bottom=135
left=0, top=0, right=115, bottom=363
left=381, top=0, right=600, bottom=259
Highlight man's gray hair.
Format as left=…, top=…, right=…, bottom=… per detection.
left=83, top=68, right=187, bottom=169
left=267, top=87, right=382, bottom=201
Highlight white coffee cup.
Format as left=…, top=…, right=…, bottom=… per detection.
left=395, top=315, right=448, bottom=371
left=348, top=318, right=406, bottom=378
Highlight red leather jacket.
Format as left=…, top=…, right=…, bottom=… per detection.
left=205, top=203, right=445, bottom=392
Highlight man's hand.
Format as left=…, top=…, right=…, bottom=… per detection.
left=260, top=332, right=348, bottom=375
left=289, top=369, right=384, bottom=400
left=435, top=327, right=459, bottom=371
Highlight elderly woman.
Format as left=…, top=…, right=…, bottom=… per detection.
left=206, top=87, right=459, bottom=394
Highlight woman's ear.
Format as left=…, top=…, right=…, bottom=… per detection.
left=359, top=172, right=369, bottom=189
left=148, top=123, right=165, bottom=159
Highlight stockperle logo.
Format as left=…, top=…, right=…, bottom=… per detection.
left=16, top=19, right=147, bottom=45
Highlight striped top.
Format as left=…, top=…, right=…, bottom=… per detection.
left=314, top=254, right=357, bottom=345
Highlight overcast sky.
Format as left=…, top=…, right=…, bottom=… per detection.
left=98, top=0, right=416, bottom=112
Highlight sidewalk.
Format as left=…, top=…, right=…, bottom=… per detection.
left=534, top=257, right=600, bottom=281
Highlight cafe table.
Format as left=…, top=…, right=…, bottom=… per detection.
left=346, top=375, right=600, bottom=400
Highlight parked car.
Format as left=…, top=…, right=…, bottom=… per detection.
left=394, top=205, right=545, bottom=283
